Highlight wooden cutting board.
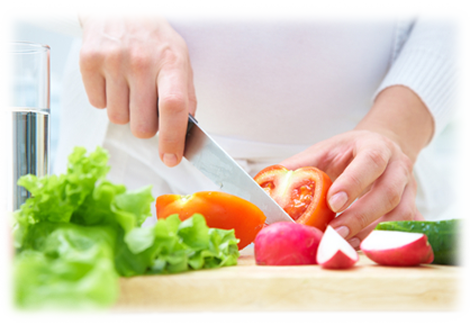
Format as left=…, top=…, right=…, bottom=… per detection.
left=115, top=250, right=461, bottom=312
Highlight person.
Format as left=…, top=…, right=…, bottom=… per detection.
left=53, top=14, right=456, bottom=250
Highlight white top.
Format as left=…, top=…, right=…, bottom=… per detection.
left=51, top=16, right=456, bottom=222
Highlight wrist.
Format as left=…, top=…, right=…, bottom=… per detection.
left=355, top=85, right=434, bottom=163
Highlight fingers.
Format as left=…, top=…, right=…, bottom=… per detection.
left=331, top=158, right=410, bottom=236
left=333, top=170, right=418, bottom=249
left=79, top=50, right=107, bottom=109
left=78, top=17, right=195, bottom=167
left=280, top=140, right=353, bottom=183
left=157, top=65, right=192, bottom=167
left=106, top=77, right=130, bottom=124
left=128, top=69, right=158, bottom=138
left=327, top=144, right=393, bottom=213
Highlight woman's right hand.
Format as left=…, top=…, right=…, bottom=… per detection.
left=79, top=15, right=196, bottom=167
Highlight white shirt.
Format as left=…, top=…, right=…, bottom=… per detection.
left=52, top=17, right=456, bottom=222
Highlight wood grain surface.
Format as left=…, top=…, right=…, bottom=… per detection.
left=115, top=251, right=461, bottom=312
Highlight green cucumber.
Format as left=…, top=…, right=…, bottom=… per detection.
left=375, top=219, right=461, bottom=265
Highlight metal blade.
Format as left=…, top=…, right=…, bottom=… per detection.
left=183, top=114, right=294, bottom=224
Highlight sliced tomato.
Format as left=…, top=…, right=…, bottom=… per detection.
left=156, top=191, right=266, bottom=250
left=254, top=164, right=335, bottom=231
left=0, top=205, right=13, bottom=258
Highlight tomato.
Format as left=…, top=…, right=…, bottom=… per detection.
left=254, top=164, right=335, bottom=231
left=156, top=191, right=266, bottom=250
left=0, top=205, right=13, bottom=258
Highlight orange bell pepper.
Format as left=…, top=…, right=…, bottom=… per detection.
left=156, top=191, right=266, bottom=250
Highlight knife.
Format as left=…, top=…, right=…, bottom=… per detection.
left=183, top=114, right=294, bottom=224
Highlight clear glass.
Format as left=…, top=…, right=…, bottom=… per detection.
left=8, top=41, right=51, bottom=211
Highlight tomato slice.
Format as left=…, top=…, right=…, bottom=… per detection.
left=156, top=191, right=266, bottom=250
left=0, top=205, right=13, bottom=258
left=254, top=164, right=335, bottom=231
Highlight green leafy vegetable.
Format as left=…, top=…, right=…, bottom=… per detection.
left=13, top=146, right=240, bottom=310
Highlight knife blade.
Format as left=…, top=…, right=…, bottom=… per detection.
left=183, top=114, right=294, bottom=224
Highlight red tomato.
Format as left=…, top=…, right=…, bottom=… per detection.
left=156, top=191, right=266, bottom=250
left=0, top=204, right=13, bottom=258
left=254, top=164, right=335, bottom=231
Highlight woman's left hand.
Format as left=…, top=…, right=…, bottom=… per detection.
left=280, top=129, right=425, bottom=249
left=281, top=85, right=434, bottom=249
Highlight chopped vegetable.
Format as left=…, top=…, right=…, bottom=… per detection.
left=254, top=164, right=335, bottom=231
left=13, top=147, right=239, bottom=310
left=156, top=191, right=266, bottom=250
left=360, top=230, right=434, bottom=266
left=317, top=226, right=358, bottom=269
left=375, top=219, right=460, bottom=265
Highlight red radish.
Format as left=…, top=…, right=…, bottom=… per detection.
left=360, top=230, right=434, bottom=266
left=316, top=226, right=359, bottom=269
left=254, top=222, right=323, bottom=266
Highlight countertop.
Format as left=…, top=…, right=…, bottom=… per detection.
left=108, top=117, right=470, bottom=323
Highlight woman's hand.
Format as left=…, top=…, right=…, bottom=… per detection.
left=79, top=15, right=196, bottom=167
left=281, top=86, right=434, bottom=248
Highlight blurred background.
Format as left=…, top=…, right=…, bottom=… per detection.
left=0, top=7, right=470, bottom=219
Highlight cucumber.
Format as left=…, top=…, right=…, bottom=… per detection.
left=375, top=219, right=461, bottom=265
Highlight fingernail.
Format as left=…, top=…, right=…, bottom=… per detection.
left=334, top=226, right=350, bottom=239
left=329, top=191, right=348, bottom=212
left=163, top=153, right=178, bottom=167
left=348, top=237, right=361, bottom=249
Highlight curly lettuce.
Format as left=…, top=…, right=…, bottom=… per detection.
left=13, top=146, right=239, bottom=310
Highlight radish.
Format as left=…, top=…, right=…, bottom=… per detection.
left=316, top=226, right=359, bottom=269
left=254, top=222, right=323, bottom=266
left=360, top=230, right=434, bottom=266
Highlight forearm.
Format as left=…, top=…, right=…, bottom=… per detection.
left=355, top=85, right=434, bottom=163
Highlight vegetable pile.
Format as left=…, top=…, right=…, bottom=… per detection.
left=12, top=147, right=240, bottom=310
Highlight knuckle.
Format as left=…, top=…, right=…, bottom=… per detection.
left=131, top=123, right=157, bottom=139
left=400, top=206, right=416, bottom=221
left=366, top=148, right=389, bottom=171
left=383, top=183, right=401, bottom=210
left=400, top=154, right=413, bottom=174
left=344, top=172, right=364, bottom=194
left=158, top=134, right=182, bottom=148
left=79, top=49, right=103, bottom=71
left=129, top=51, right=152, bottom=73
left=104, top=48, right=125, bottom=70
left=353, top=212, right=371, bottom=232
left=160, top=93, right=187, bottom=112
left=161, top=44, right=188, bottom=65
left=391, top=202, right=416, bottom=221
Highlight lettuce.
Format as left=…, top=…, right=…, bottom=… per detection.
left=13, top=147, right=240, bottom=310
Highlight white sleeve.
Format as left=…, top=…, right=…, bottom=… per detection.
left=374, top=19, right=457, bottom=138
left=0, top=0, right=82, bottom=37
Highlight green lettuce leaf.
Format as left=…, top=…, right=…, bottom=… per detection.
left=117, top=214, right=240, bottom=276
left=13, top=146, right=240, bottom=310
left=14, top=223, right=119, bottom=310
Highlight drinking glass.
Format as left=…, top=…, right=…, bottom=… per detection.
left=8, top=41, right=51, bottom=211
